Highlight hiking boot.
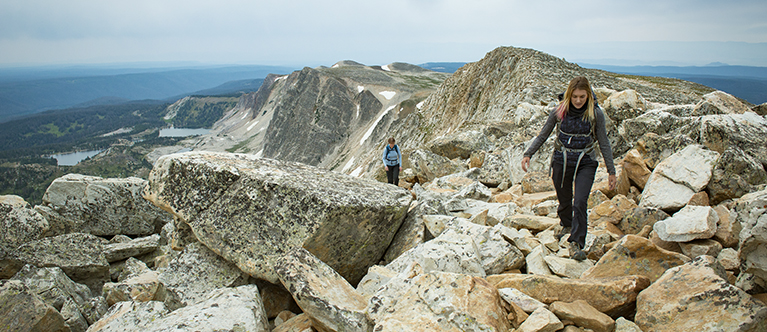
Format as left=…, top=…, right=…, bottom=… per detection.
left=569, top=242, right=586, bottom=261
left=555, top=226, right=571, bottom=241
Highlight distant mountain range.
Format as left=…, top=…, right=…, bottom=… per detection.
left=578, top=63, right=767, bottom=105
left=0, top=65, right=296, bottom=122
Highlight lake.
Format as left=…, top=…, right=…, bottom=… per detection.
left=51, top=150, right=103, bottom=166
left=159, top=128, right=210, bottom=137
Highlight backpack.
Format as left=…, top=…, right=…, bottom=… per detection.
left=552, top=92, right=599, bottom=187
left=385, top=145, right=400, bottom=163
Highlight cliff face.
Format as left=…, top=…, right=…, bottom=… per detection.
left=192, top=61, right=448, bottom=171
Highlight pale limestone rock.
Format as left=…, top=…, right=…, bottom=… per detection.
left=385, top=229, right=485, bottom=277
left=736, top=188, right=767, bottom=282
left=653, top=205, right=718, bottom=242
left=486, top=274, right=651, bottom=318
left=272, top=313, right=313, bottom=332
left=103, top=234, right=160, bottom=263
left=549, top=300, right=615, bottom=332
left=427, top=130, right=493, bottom=160
left=148, top=285, right=269, bottom=332
left=444, top=217, right=525, bottom=274
left=526, top=244, right=553, bottom=276
left=718, top=248, right=740, bottom=271
left=679, top=239, right=723, bottom=259
left=498, top=287, right=547, bottom=313
left=0, top=280, right=70, bottom=332
left=520, top=171, right=555, bottom=194
left=639, top=172, right=695, bottom=211
left=11, top=264, right=108, bottom=326
left=517, top=307, right=563, bottom=332
left=367, top=268, right=510, bottom=332
left=356, top=265, right=397, bottom=300
left=409, top=149, right=467, bottom=183
left=116, top=257, right=150, bottom=282
left=515, top=191, right=558, bottom=209
left=692, top=90, right=752, bottom=116
left=537, top=229, right=559, bottom=252
left=478, top=151, right=511, bottom=187
left=496, top=223, right=535, bottom=255
left=615, top=317, right=643, bottom=332
left=275, top=247, right=371, bottom=332
left=16, top=233, right=110, bottom=295
left=35, top=174, right=170, bottom=237
left=635, top=256, right=767, bottom=332
left=587, top=189, right=610, bottom=210
left=421, top=214, right=455, bottom=238
left=534, top=199, right=559, bottom=216
left=603, top=89, right=647, bottom=124
left=144, top=151, right=411, bottom=285
left=86, top=301, right=168, bottom=332
left=102, top=270, right=180, bottom=310
left=383, top=197, right=447, bottom=264
left=543, top=256, right=594, bottom=279
left=652, top=144, right=720, bottom=192
left=581, top=235, right=689, bottom=283
left=503, top=214, right=559, bottom=233
left=157, top=242, right=248, bottom=306
left=634, top=132, right=696, bottom=170
left=0, top=195, right=49, bottom=247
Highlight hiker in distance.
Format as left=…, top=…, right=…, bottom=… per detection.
left=520, top=76, right=617, bottom=261
left=383, top=137, right=402, bottom=186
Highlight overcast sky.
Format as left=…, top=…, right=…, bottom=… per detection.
left=1, top=0, right=766, bottom=68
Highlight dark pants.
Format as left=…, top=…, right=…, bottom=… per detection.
left=551, top=159, right=598, bottom=248
left=386, top=164, right=400, bottom=185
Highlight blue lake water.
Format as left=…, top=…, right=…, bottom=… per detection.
left=51, top=150, right=103, bottom=166
left=159, top=128, right=210, bottom=137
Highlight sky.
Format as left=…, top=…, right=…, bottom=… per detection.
left=1, top=0, right=766, bottom=68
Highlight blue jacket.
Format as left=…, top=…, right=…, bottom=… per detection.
left=383, top=144, right=402, bottom=167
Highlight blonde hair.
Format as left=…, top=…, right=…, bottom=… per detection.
left=556, top=76, right=595, bottom=122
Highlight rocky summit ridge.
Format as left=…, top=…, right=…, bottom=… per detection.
left=2, top=45, right=767, bottom=331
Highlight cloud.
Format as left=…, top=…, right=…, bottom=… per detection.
left=0, top=0, right=765, bottom=66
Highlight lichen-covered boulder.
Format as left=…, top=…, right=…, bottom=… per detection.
left=0, top=280, right=70, bottom=332
left=11, top=265, right=108, bottom=326
left=16, top=233, right=110, bottom=295
left=692, top=90, right=752, bottom=116
left=735, top=188, right=767, bottom=283
left=103, top=234, right=160, bottom=263
left=427, top=130, right=493, bottom=160
left=581, top=235, right=689, bottom=282
left=486, top=274, right=651, bottom=318
left=157, top=242, right=249, bottom=306
left=635, top=256, right=767, bottom=331
left=34, top=174, right=171, bottom=237
left=144, top=151, right=412, bottom=285
left=0, top=195, right=49, bottom=247
left=409, top=149, right=468, bottom=183
left=275, top=247, right=372, bottom=332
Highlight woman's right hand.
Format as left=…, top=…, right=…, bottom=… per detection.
left=521, top=156, right=530, bottom=172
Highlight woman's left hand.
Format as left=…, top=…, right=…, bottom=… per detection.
left=608, top=174, right=617, bottom=191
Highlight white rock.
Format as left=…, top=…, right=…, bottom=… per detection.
left=653, top=205, right=718, bottom=242
left=498, top=287, right=547, bottom=313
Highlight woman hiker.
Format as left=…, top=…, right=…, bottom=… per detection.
left=383, top=137, right=402, bottom=186
left=520, top=76, right=617, bottom=261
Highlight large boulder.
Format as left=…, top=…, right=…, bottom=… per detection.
left=157, top=242, right=249, bottom=306
left=581, top=235, right=690, bottom=282
left=708, top=145, right=767, bottom=204
left=275, top=247, right=372, bottom=332
left=0, top=280, right=70, bottom=332
left=602, top=89, right=648, bottom=125
left=635, top=256, right=767, bottom=331
left=143, top=151, right=412, bottom=285
left=443, top=218, right=525, bottom=274
left=34, top=174, right=171, bottom=237
left=633, top=132, right=696, bottom=169
left=640, top=145, right=720, bottom=211
left=382, top=198, right=446, bottom=263
left=367, top=266, right=510, bottom=331
left=102, top=270, right=181, bottom=311
left=427, top=130, right=493, bottom=159
left=0, top=195, right=49, bottom=247
left=16, top=233, right=110, bottom=295
left=409, top=149, right=467, bottom=183
left=477, top=151, right=511, bottom=187
left=91, top=285, right=270, bottom=332
left=103, top=234, right=160, bottom=263
left=699, top=113, right=767, bottom=171
left=486, top=274, right=651, bottom=318
left=385, top=229, right=486, bottom=277
left=11, top=265, right=108, bottom=327
left=653, top=205, right=719, bottom=243
left=736, top=188, right=767, bottom=283
left=692, top=90, right=752, bottom=116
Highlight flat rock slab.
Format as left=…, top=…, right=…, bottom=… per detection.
left=144, top=151, right=412, bottom=284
